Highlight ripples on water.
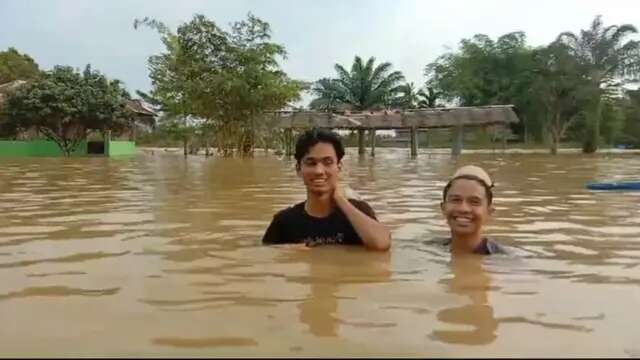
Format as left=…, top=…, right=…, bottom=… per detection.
left=0, top=149, right=639, bottom=356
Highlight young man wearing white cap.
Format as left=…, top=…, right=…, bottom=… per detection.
left=440, top=165, right=507, bottom=255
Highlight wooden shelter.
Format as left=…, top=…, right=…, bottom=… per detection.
left=265, top=105, right=520, bottom=156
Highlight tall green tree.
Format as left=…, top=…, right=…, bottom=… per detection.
left=3, top=65, right=132, bottom=156
left=530, top=44, right=587, bottom=154
left=425, top=32, right=540, bottom=140
left=309, top=56, right=405, bottom=111
left=0, top=47, right=40, bottom=84
left=135, top=13, right=302, bottom=157
left=556, top=15, right=640, bottom=153
left=134, top=17, right=196, bottom=156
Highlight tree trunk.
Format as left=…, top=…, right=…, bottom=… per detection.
left=550, top=133, right=559, bottom=155
left=183, top=137, right=188, bottom=157
left=549, top=112, right=560, bottom=155
left=249, top=118, right=255, bottom=157
left=284, top=128, right=293, bottom=157
left=583, top=91, right=603, bottom=154
left=241, top=127, right=254, bottom=157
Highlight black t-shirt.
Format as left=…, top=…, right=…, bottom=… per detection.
left=262, top=199, right=377, bottom=247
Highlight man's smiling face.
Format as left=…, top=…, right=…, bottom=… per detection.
left=298, top=142, right=340, bottom=196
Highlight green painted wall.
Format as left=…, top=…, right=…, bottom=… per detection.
left=0, top=139, right=135, bottom=157
left=0, top=140, right=87, bottom=157
left=107, top=141, right=136, bottom=156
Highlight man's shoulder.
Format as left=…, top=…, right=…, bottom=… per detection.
left=426, top=237, right=511, bottom=256
left=272, top=202, right=305, bottom=220
left=484, top=237, right=510, bottom=255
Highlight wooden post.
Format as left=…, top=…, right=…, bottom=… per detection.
left=452, top=124, right=463, bottom=156
left=410, top=126, right=418, bottom=157
left=369, top=128, right=376, bottom=157
left=358, top=128, right=365, bottom=155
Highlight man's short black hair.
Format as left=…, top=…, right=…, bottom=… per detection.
left=294, top=128, right=345, bottom=165
left=442, top=174, right=494, bottom=205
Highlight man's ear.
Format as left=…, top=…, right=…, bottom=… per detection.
left=488, top=205, right=495, bottom=216
left=295, top=163, right=301, bottom=177
left=440, top=201, right=445, bottom=213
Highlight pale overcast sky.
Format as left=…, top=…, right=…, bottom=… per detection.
left=1, top=0, right=639, bottom=105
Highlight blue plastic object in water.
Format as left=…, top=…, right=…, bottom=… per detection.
left=586, top=182, right=640, bottom=191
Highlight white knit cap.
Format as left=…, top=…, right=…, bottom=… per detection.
left=451, top=165, right=493, bottom=187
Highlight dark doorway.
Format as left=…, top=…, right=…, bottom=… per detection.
left=87, top=141, right=105, bottom=155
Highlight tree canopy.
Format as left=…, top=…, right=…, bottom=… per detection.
left=555, top=15, right=640, bottom=152
left=424, top=16, right=640, bottom=153
left=0, top=47, right=41, bottom=84
left=309, top=56, right=405, bottom=111
left=2, top=65, right=132, bottom=156
left=134, top=13, right=303, bottom=156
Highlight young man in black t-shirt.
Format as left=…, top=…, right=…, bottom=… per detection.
left=262, top=129, right=391, bottom=251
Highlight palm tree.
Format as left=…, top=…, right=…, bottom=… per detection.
left=556, top=15, right=640, bottom=153
left=417, top=86, right=441, bottom=108
left=309, top=56, right=405, bottom=111
left=308, top=78, right=344, bottom=112
left=393, top=82, right=420, bottom=109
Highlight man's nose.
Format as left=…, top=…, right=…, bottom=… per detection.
left=456, top=200, right=471, bottom=212
left=312, top=163, right=325, bottom=173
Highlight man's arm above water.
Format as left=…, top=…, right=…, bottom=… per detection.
left=333, top=184, right=392, bottom=251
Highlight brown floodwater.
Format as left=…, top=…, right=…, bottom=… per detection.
left=1, top=148, right=639, bottom=357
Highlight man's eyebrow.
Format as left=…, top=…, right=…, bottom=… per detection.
left=303, top=156, right=334, bottom=161
left=447, top=194, right=483, bottom=199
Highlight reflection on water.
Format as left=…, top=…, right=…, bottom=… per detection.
left=152, top=336, right=258, bottom=348
left=0, top=150, right=639, bottom=356
left=431, top=255, right=593, bottom=347
left=431, top=255, right=498, bottom=345
left=0, top=285, right=120, bottom=301
left=285, top=247, right=392, bottom=337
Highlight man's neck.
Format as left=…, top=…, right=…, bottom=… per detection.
left=305, top=192, right=335, bottom=218
left=451, top=233, right=484, bottom=254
